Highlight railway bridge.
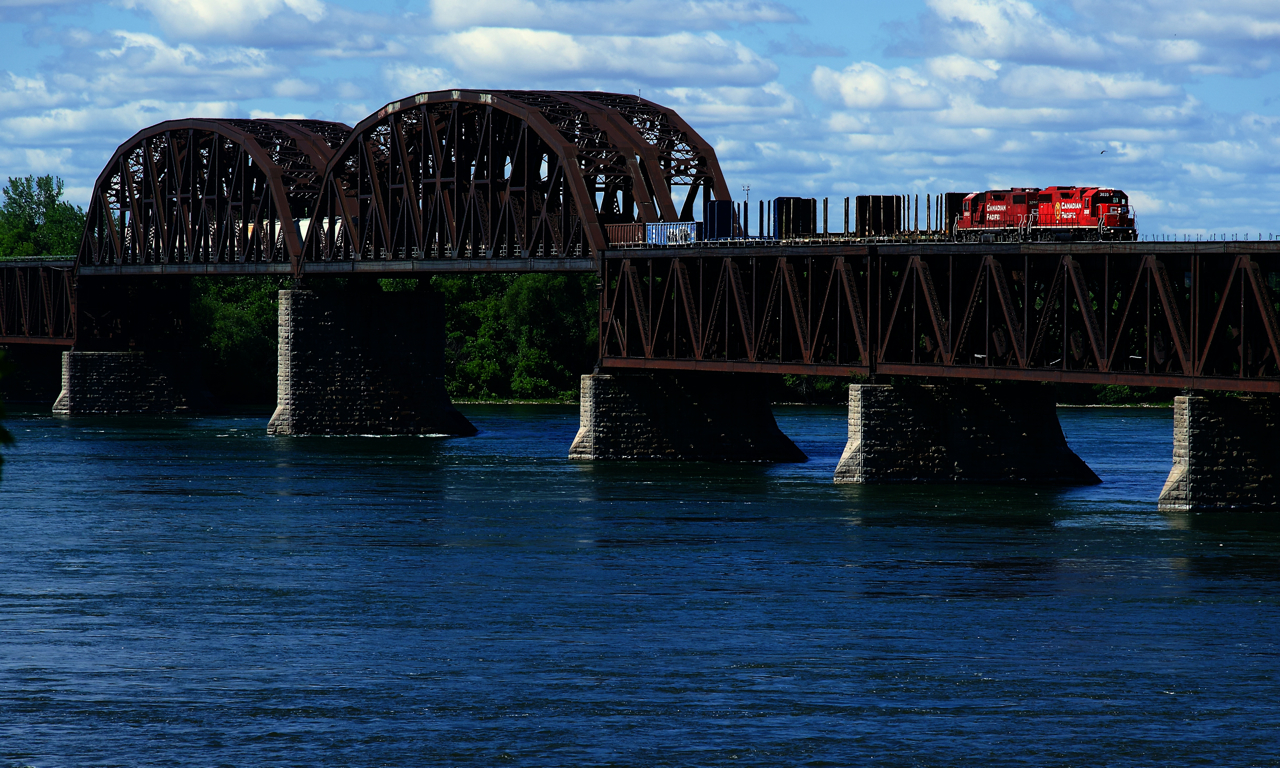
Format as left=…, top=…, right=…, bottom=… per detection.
left=2, top=89, right=1278, bottom=511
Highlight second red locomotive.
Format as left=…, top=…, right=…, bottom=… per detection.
left=954, top=186, right=1135, bottom=242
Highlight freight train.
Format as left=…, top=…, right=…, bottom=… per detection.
left=954, top=186, right=1136, bottom=242
left=608, top=185, right=1137, bottom=246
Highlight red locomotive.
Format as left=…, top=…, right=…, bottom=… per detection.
left=954, top=186, right=1136, bottom=242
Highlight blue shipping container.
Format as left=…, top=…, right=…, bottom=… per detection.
left=646, top=222, right=700, bottom=245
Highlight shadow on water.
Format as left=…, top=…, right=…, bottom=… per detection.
left=1169, top=510, right=1280, bottom=536
left=832, top=483, right=1065, bottom=528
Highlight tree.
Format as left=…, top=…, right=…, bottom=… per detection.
left=0, top=175, right=86, bottom=259
left=190, top=276, right=290, bottom=404
left=432, top=273, right=597, bottom=400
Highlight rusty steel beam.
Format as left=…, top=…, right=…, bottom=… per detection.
left=598, top=357, right=1280, bottom=392
left=302, top=258, right=598, bottom=273
left=78, top=264, right=294, bottom=276
left=0, top=336, right=74, bottom=347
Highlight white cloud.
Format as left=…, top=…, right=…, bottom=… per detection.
left=0, top=73, right=64, bottom=111
left=0, top=99, right=238, bottom=142
left=383, top=64, right=458, bottom=95
left=813, top=62, right=945, bottom=110
left=248, top=109, right=307, bottom=119
left=925, top=54, right=999, bottom=82
left=1077, top=1, right=1280, bottom=44
left=658, top=83, right=803, bottom=125
left=117, top=0, right=409, bottom=56
left=436, top=29, right=776, bottom=86
left=0, top=147, right=75, bottom=175
left=41, top=31, right=283, bottom=104
left=95, top=31, right=277, bottom=78
left=122, top=0, right=326, bottom=38
left=926, top=0, right=1104, bottom=65
left=332, top=102, right=370, bottom=124
left=272, top=78, right=319, bottom=98
left=999, top=66, right=1180, bottom=102
left=430, top=0, right=798, bottom=35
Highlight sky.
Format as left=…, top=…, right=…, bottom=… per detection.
left=1, top=0, right=1279, bottom=236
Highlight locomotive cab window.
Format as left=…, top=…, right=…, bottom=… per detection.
left=991, top=193, right=1005, bottom=201
left=1038, top=194, right=1051, bottom=203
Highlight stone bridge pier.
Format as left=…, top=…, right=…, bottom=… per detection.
left=568, top=374, right=1102, bottom=482
left=570, top=371, right=806, bottom=462
left=266, top=287, right=475, bottom=437
left=832, top=381, right=1100, bottom=485
left=1158, top=394, right=1280, bottom=511
left=53, top=277, right=208, bottom=416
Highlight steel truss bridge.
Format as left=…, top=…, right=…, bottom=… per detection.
left=599, top=243, right=1280, bottom=392
left=3, top=89, right=1280, bottom=393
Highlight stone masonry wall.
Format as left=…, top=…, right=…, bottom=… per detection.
left=52, top=351, right=188, bottom=415
left=267, top=289, right=476, bottom=436
left=1158, top=394, right=1280, bottom=511
left=569, top=372, right=806, bottom=462
left=834, top=382, right=1099, bottom=484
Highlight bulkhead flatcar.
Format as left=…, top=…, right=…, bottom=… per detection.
left=955, top=186, right=1136, bottom=242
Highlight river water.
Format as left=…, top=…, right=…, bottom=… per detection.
left=1, top=405, right=1278, bottom=766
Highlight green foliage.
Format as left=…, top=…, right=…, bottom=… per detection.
left=1092, top=384, right=1166, bottom=405
left=433, top=272, right=598, bottom=400
left=0, top=175, right=86, bottom=259
left=1053, top=382, right=1175, bottom=405
left=0, top=350, right=14, bottom=479
left=190, top=276, right=289, bottom=404
left=780, top=374, right=849, bottom=404
left=378, top=278, right=420, bottom=292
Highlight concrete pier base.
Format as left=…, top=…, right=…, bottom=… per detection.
left=1159, top=394, right=1280, bottom=511
left=52, top=351, right=191, bottom=415
left=267, top=289, right=475, bottom=436
left=569, top=372, right=805, bottom=462
left=833, top=382, right=1099, bottom=484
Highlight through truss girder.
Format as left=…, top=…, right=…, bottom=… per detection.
left=600, top=244, right=1280, bottom=392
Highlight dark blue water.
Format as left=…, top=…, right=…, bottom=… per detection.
left=2, top=405, right=1279, bottom=766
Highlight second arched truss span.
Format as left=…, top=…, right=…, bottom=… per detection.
left=301, top=90, right=731, bottom=265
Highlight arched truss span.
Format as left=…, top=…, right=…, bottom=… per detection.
left=79, top=118, right=352, bottom=270
left=301, top=90, right=731, bottom=264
